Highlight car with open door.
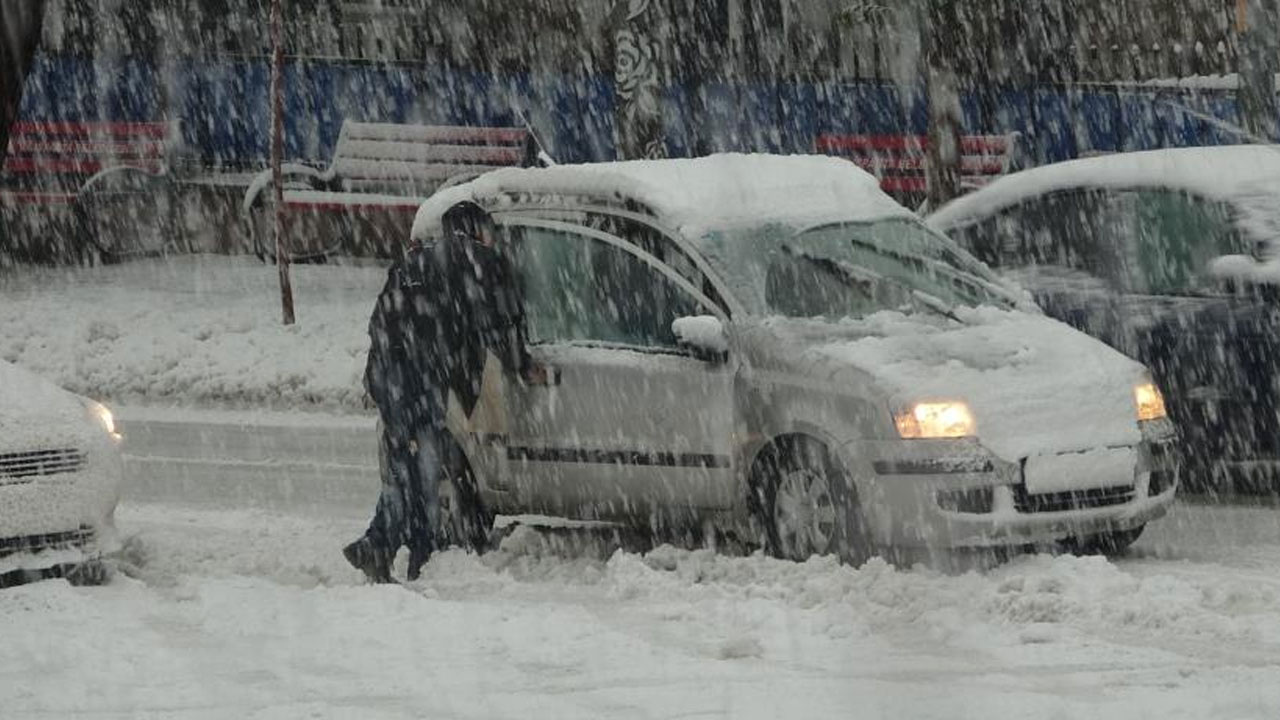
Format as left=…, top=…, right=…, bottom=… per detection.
left=929, top=147, right=1280, bottom=493
left=413, top=153, right=1178, bottom=562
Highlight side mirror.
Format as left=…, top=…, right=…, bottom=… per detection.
left=672, top=315, right=729, bottom=363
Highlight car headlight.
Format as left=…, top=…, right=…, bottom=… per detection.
left=88, top=400, right=122, bottom=441
left=1134, top=382, right=1167, bottom=422
left=894, top=402, right=976, bottom=439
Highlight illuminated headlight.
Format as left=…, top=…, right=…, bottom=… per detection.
left=894, top=402, right=976, bottom=439
left=1134, top=382, right=1168, bottom=422
left=87, top=400, right=122, bottom=441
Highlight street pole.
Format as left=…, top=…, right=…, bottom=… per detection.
left=270, top=0, right=295, bottom=325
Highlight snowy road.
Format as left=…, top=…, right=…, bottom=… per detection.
left=3, top=409, right=1280, bottom=719
left=115, top=406, right=379, bottom=512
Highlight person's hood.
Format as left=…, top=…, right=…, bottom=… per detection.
left=750, top=308, right=1150, bottom=462
left=0, top=360, right=100, bottom=451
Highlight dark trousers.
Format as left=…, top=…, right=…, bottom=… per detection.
left=365, top=420, right=443, bottom=561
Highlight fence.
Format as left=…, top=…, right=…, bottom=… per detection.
left=13, top=53, right=1261, bottom=174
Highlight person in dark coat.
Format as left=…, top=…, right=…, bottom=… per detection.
left=343, top=200, right=530, bottom=583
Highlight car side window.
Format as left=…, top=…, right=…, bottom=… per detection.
left=1120, top=189, right=1248, bottom=295
left=510, top=225, right=704, bottom=350
left=960, top=190, right=1126, bottom=288
left=583, top=212, right=730, bottom=314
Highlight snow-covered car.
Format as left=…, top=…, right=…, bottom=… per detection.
left=928, top=147, right=1280, bottom=493
left=0, top=360, right=123, bottom=585
left=413, top=154, right=1178, bottom=562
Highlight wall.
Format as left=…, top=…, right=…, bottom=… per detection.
left=11, top=52, right=1258, bottom=173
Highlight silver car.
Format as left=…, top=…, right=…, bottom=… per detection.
left=413, top=154, right=1178, bottom=562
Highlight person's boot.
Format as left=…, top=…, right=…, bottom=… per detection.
left=406, top=547, right=431, bottom=582
left=343, top=537, right=393, bottom=584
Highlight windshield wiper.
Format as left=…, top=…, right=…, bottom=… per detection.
left=781, top=244, right=876, bottom=297
left=781, top=244, right=964, bottom=324
left=909, top=289, right=964, bottom=324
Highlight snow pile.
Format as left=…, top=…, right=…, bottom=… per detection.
left=0, top=255, right=385, bottom=411
left=0, top=358, right=90, bottom=441
left=671, top=315, right=729, bottom=353
left=5, top=502, right=1273, bottom=718
left=413, top=153, right=914, bottom=242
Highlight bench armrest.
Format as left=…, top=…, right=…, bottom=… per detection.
left=241, top=164, right=330, bottom=214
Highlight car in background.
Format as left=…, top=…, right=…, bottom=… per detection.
left=928, top=146, right=1280, bottom=493
left=0, top=360, right=123, bottom=587
left=410, top=153, right=1178, bottom=562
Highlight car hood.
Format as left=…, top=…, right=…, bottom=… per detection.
left=0, top=360, right=95, bottom=451
left=752, top=307, right=1148, bottom=462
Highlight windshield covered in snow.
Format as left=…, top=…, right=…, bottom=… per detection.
left=697, top=218, right=1015, bottom=319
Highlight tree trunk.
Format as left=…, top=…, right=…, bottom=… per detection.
left=0, top=2, right=45, bottom=167
left=271, top=0, right=295, bottom=325
left=924, top=1, right=963, bottom=208
left=610, top=0, right=667, bottom=159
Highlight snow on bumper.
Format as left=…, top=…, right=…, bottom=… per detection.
left=850, top=435, right=1178, bottom=549
left=0, top=435, right=122, bottom=556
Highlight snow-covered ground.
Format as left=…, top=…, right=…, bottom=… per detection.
left=0, top=256, right=385, bottom=411
left=5, top=256, right=1280, bottom=718
left=1, top=500, right=1278, bottom=719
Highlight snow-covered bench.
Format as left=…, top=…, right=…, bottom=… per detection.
left=815, top=132, right=1021, bottom=199
left=1, top=121, right=180, bottom=260
left=242, top=121, right=537, bottom=261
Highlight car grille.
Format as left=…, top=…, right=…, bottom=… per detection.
left=0, top=526, right=94, bottom=559
left=0, top=448, right=86, bottom=485
left=1012, top=484, right=1134, bottom=514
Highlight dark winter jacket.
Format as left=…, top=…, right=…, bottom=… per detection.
left=363, top=241, right=529, bottom=435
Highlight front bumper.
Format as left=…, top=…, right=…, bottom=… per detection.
left=0, top=436, right=122, bottom=550
left=852, top=434, right=1178, bottom=550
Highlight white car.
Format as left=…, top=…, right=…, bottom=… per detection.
left=412, top=153, right=1178, bottom=562
left=0, top=360, right=123, bottom=585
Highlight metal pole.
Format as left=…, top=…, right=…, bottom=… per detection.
left=271, top=0, right=295, bottom=325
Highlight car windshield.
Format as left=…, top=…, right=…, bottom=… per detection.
left=696, top=218, right=1016, bottom=320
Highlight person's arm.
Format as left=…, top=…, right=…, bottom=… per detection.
left=494, top=257, right=550, bottom=384
left=364, top=264, right=402, bottom=417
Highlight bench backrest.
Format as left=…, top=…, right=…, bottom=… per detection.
left=815, top=133, right=1019, bottom=196
left=329, top=121, right=535, bottom=196
left=2, top=121, right=170, bottom=197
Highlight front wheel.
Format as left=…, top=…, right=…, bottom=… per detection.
left=1065, top=525, right=1145, bottom=557
left=750, top=437, right=869, bottom=565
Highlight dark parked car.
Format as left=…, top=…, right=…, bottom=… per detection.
left=929, top=146, right=1280, bottom=493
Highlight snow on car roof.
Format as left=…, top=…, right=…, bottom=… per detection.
left=411, top=153, right=914, bottom=242
left=927, top=145, right=1280, bottom=233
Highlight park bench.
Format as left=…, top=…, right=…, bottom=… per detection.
left=242, top=120, right=538, bottom=261
left=0, top=121, right=179, bottom=261
left=815, top=132, right=1021, bottom=202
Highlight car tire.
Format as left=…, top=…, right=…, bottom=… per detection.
left=438, top=443, right=495, bottom=555
left=1066, top=525, right=1145, bottom=557
left=751, top=436, right=870, bottom=565
left=64, top=558, right=113, bottom=586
